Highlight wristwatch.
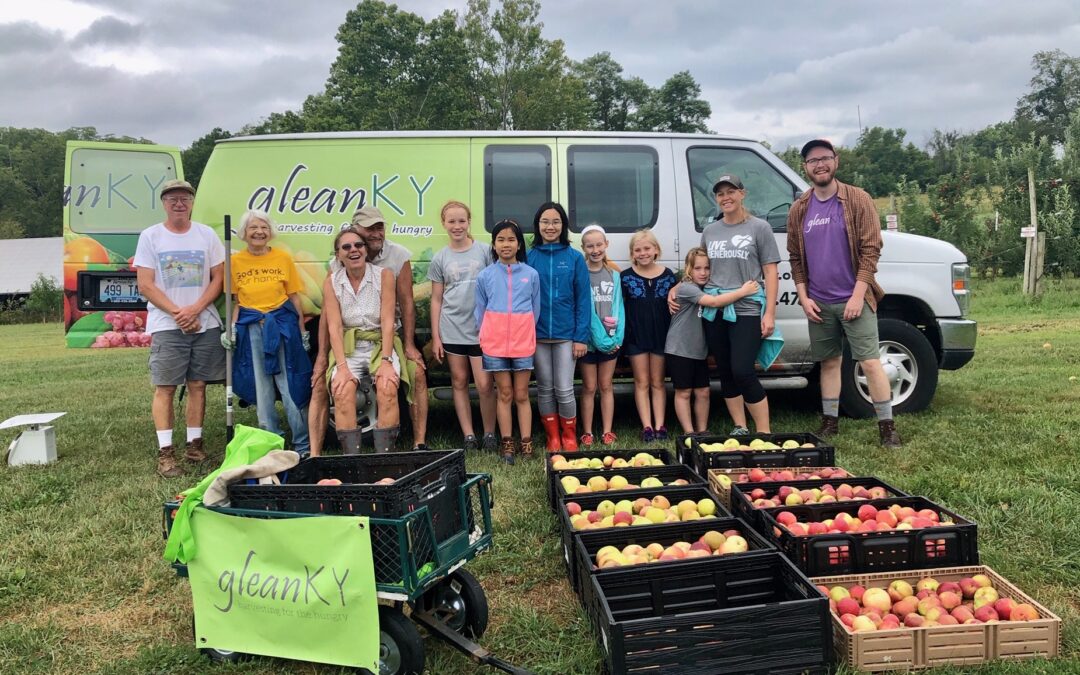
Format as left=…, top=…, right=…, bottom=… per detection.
left=381, top=355, right=393, bottom=363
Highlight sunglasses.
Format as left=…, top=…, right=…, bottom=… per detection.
left=339, top=241, right=366, bottom=252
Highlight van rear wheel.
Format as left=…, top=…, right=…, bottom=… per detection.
left=840, top=318, right=938, bottom=418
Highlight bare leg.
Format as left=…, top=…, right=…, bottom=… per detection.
left=692, top=386, right=710, bottom=432
left=185, top=380, right=206, bottom=429
left=333, top=380, right=358, bottom=429
left=630, top=353, right=652, bottom=429
left=860, top=358, right=893, bottom=403
left=494, top=371, right=514, bottom=438
left=819, top=356, right=843, bottom=399
left=153, top=385, right=177, bottom=432
left=447, top=353, right=475, bottom=438
left=597, top=358, right=617, bottom=434
left=409, top=367, right=428, bottom=446
left=746, top=397, right=770, bottom=433
left=648, top=354, right=666, bottom=429
left=471, top=356, right=497, bottom=435
left=377, top=378, right=400, bottom=429
left=673, top=388, right=693, bottom=433
left=579, top=361, right=598, bottom=436
left=513, top=370, right=532, bottom=438
left=724, top=395, right=747, bottom=429
left=308, top=383, right=328, bottom=457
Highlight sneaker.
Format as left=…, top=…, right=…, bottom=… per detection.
left=412, top=443, right=431, bottom=452
left=640, top=427, right=655, bottom=442
left=463, top=435, right=479, bottom=451
left=580, top=432, right=594, bottom=446
left=601, top=431, right=618, bottom=445
left=184, top=438, right=207, bottom=462
left=730, top=426, right=750, bottom=437
left=655, top=426, right=668, bottom=441
left=482, top=432, right=499, bottom=452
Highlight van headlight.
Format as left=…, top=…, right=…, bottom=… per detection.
left=951, top=263, right=970, bottom=316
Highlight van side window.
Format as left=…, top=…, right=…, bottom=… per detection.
left=687, top=147, right=797, bottom=232
left=484, top=145, right=551, bottom=231
left=568, top=145, right=658, bottom=233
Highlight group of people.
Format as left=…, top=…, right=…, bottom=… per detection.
left=135, top=137, right=901, bottom=477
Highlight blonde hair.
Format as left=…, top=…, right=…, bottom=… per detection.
left=682, top=246, right=709, bottom=281
left=238, top=209, right=276, bottom=242
left=580, top=224, right=615, bottom=268
left=628, top=229, right=661, bottom=261
left=440, top=200, right=473, bottom=242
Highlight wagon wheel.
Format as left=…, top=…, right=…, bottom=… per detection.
left=375, top=606, right=425, bottom=675
left=418, top=568, right=489, bottom=639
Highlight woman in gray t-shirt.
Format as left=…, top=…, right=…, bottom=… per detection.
left=699, top=175, right=780, bottom=434
left=428, top=201, right=496, bottom=451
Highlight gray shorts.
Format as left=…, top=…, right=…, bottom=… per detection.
left=808, top=300, right=881, bottom=362
left=149, top=328, right=226, bottom=386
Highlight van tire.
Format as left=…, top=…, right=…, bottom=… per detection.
left=839, top=318, right=938, bottom=418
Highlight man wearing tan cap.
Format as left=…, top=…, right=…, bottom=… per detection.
left=133, top=179, right=226, bottom=476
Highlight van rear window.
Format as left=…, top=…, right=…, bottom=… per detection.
left=485, top=145, right=551, bottom=231
left=567, top=145, right=658, bottom=233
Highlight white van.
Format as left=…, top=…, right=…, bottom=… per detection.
left=65, top=131, right=975, bottom=415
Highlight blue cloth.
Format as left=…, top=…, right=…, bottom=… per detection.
left=527, top=243, right=591, bottom=343
left=701, top=287, right=784, bottom=369
left=588, top=268, right=625, bottom=353
left=233, top=302, right=313, bottom=410
left=247, top=322, right=309, bottom=454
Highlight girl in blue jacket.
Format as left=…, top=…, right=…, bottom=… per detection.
left=577, top=225, right=624, bottom=447
left=526, top=202, right=591, bottom=452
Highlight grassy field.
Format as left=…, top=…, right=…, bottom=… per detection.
left=1, top=277, right=1078, bottom=674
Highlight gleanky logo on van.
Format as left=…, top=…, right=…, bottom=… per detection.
left=246, top=164, right=436, bottom=219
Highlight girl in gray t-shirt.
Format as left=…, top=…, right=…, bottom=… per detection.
left=428, top=201, right=496, bottom=451
left=666, top=247, right=758, bottom=434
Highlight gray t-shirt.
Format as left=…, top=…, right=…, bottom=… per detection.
left=370, top=240, right=411, bottom=278
left=700, top=215, right=781, bottom=315
left=589, top=266, right=617, bottom=327
left=664, top=282, right=707, bottom=360
left=427, top=241, right=491, bottom=345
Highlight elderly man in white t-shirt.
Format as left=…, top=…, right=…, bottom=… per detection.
left=133, top=179, right=226, bottom=477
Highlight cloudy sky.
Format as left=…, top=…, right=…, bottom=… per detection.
left=2, top=0, right=1078, bottom=151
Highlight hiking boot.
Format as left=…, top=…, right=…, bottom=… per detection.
left=519, top=437, right=534, bottom=459
left=879, top=419, right=903, bottom=448
left=501, top=436, right=516, bottom=465
left=482, top=432, right=499, bottom=452
left=184, top=438, right=207, bottom=462
left=601, top=431, right=618, bottom=446
left=157, top=446, right=183, bottom=478
left=463, top=434, right=479, bottom=451
left=816, top=414, right=839, bottom=438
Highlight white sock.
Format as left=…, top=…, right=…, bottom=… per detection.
left=187, top=427, right=202, bottom=443
left=157, top=430, right=173, bottom=449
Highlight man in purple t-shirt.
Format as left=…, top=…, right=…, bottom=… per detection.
left=785, top=139, right=902, bottom=448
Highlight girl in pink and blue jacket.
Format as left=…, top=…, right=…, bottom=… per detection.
left=474, top=220, right=541, bottom=464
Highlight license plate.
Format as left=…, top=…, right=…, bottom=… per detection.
left=98, top=277, right=144, bottom=304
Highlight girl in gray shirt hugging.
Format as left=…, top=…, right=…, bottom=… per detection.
left=665, top=247, right=759, bottom=435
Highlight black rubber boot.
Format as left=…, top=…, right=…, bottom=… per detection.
left=336, top=428, right=363, bottom=455
left=373, top=425, right=400, bottom=453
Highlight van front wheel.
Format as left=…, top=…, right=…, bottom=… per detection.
left=839, top=318, right=938, bottom=418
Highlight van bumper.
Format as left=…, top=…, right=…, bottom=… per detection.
left=937, top=318, right=977, bottom=370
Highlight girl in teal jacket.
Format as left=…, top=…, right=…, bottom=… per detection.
left=577, top=225, right=624, bottom=446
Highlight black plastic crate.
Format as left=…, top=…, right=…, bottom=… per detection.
left=692, top=432, right=835, bottom=474
left=571, top=517, right=775, bottom=598
left=730, top=476, right=910, bottom=532
left=549, top=463, right=705, bottom=511
left=584, top=551, right=831, bottom=675
left=546, top=448, right=672, bottom=509
left=228, top=449, right=467, bottom=544
left=758, top=496, right=979, bottom=577
left=556, top=485, right=729, bottom=588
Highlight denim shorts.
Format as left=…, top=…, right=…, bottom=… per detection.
left=482, top=354, right=534, bottom=372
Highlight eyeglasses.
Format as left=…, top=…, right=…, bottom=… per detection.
left=339, top=241, right=366, bottom=251
left=804, top=155, right=836, bottom=167
left=163, top=195, right=193, bottom=204
left=539, top=219, right=562, bottom=226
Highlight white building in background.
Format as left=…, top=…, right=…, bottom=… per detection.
left=0, top=238, right=62, bottom=300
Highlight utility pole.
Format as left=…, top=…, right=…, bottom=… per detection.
left=1022, top=167, right=1044, bottom=296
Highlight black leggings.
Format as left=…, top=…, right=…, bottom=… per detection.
left=704, top=315, right=766, bottom=404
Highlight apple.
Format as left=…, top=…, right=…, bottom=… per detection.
left=973, top=586, right=999, bottom=609
left=904, top=613, right=925, bottom=627
left=651, top=495, right=671, bottom=510
left=917, top=596, right=942, bottom=617
left=702, top=530, right=726, bottom=550
left=915, top=578, right=939, bottom=594
left=951, top=606, right=974, bottom=623
left=697, top=498, right=717, bottom=516
left=645, top=542, right=665, bottom=560
left=938, top=591, right=962, bottom=610
left=891, top=597, right=918, bottom=619
left=609, top=475, right=629, bottom=490
left=938, top=581, right=961, bottom=595
left=858, top=504, right=878, bottom=521
left=993, top=598, right=1017, bottom=620
left=1010, top=603, right=1039, bottom=621
left=862, top=588, right=892, bottom=614
left=851, top=615, right=877, bottom=632
left=719, top=535, right=748, bottom=554
left=676, top=500, right=699, bottom=517
left=840, top=613, right=857, bottom=628
left=837, top=597, right=860, bottom=617
left=777, top=511, right=798, bottom=526
left=612, top=511, right=633, bottom=526
left=849, top=585, right=866, bottom=603
left=566, top=502, right=582, bottom=516
left=937, top=614, right=959, bottom=625
left=596, top=500, right=616, bottom=517
left=316, top=478, right=343, bottom=486
left=614, top=499, right=634, bottom=514
left=560, top=476, right=581, bottom=493
left=971, top=574, right=992, bottom=588
left=829, top=586, right=851, bottom=602
left=632, top=497, right=652, bottom=514
left=887, top=580, right=914, bottom=602
left=640, top=476, right=664, bottom=489
left=973, top=605, right=999, bottom=622
left=587, top=510, right=603, bottom=523
left=958, top=577, right=980, bottom=599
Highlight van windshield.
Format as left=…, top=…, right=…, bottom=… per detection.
left=687, top=147, right=797, bottom=232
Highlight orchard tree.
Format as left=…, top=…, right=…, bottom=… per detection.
left=181, top=127, right=231, bottom=189
left=573, top=52, right=651, bottom=131
left=636, top=71, right=711, bottom=133
left=1014, top=49, right=1080, bottom=146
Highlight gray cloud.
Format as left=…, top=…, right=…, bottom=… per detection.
left=71, top=16, right=142, bottom=46
left=0, top=21, right=63, bottom=55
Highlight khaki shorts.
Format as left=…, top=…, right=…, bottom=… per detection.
left=808, top=301, right=881, bottom=362
left=149, top=328, right=226, bottom=386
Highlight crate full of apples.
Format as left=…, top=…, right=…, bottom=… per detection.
left=758, top=496, right=979, bottom=576
left=690, top=432, right=835, bottom=474
left=546, top=449, right=670, bottom=508
left=549, top=463, right=705, bottom=510
left=730, top=476, right=910, bottom=530
left=708, top=466, right=850, bottom=508
left=811, top=566, right=1061, bottom=671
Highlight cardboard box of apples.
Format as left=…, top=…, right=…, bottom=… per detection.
left=811, top=565, right=1061, bottom=671
left=549, top=463, right=705, bottom=510
left=756, top=496, right=979, bottom=577
left=729, top=476, right=910, bottom=530
left=687, top=432, right=835, bottom=475
left=708, top=466, right=850, bottom=509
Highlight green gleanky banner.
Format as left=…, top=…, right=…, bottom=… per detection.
left=188, top=507, right=379, bottom=669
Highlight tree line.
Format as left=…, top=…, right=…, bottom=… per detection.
left=1, top=0, right=1077, bottom=276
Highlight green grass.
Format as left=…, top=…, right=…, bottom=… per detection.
left=1, top=278, right=1079, bottom=674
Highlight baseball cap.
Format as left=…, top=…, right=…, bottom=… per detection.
left=800, top=139, right=836, bottom=159
left=351, top=205, right=386, bottom=229
left=159, top=179, right=195, bottom=198
left=712, top=174, right=744, bottom=193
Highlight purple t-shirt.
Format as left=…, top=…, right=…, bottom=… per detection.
left=803, top=194, right=856, bottom=304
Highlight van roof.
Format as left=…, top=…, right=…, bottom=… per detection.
left=217, top=130, right=756, bottom=144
